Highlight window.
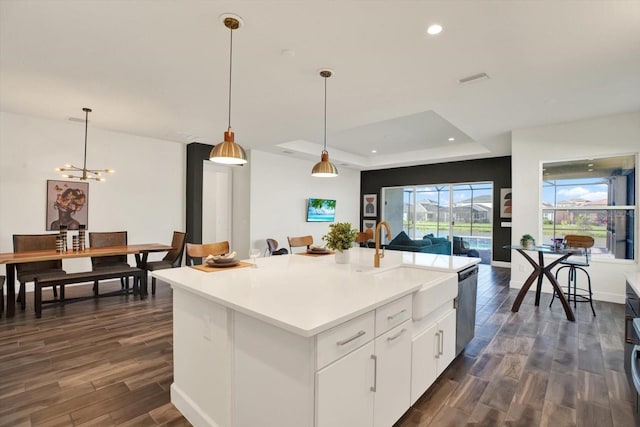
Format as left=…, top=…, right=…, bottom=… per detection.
left=541, top=155, right=636, bottom=260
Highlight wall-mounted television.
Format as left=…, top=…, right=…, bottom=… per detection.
left=307, top=198, right=336, bottom=222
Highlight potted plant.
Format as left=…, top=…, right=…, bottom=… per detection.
left=520, top=234, right=536, bottom=249
left=323, top=222, right=357, bottom=264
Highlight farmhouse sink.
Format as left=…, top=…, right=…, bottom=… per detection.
left=372, top=266, right=458, bottom=320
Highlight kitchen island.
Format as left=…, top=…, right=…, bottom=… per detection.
left=153, top=247, right=479, bottom=427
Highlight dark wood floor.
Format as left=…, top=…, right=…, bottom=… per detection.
left=395, top=266, right=638, bottom=427
left=0, top=266, right=637, bottom=426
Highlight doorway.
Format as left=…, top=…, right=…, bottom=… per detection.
left=202, top=162, right=232, bottom=245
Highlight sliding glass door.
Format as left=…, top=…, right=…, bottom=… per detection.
left=382, top=181, right=493, bottom=263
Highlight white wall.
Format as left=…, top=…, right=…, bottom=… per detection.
left=249, top=150, right=360, bottom=255
left=0, top=111, right=185, bottom=277
left=511, top=111, right=640, bottom=303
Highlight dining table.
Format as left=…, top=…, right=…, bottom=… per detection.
left=506, top=244, right=581, bottom=321
left=0, top=243, right=172, bottom=318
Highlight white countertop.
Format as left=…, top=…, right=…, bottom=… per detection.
left=153, top=247, right=479, bottom=337
left=626, top=271, right=640, bottom=296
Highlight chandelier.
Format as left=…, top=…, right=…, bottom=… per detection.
left=56, top=107, right=114, bottom=181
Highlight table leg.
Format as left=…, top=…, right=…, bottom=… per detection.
left=135, top=253, right=149, bottom=298
left=6, top=264, right=15, bottom=318
left=534, top=251, right=545, bottom=306
left=541, top=255, right=575, bottom=322
left=511, top=249, right=543, bottom=313
left=511, top=248, right=575, bottom=322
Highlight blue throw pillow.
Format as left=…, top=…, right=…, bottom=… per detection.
left=418, top=238, right=433, bottom=246
left=389, top=231, right=413, bottom=246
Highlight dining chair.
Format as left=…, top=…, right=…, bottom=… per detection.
left=144, top=231, right=186, bottom=295
left=287, top=235, right=314, bottom=253
left=0, top=275, right=5, bottom=317
left=265, top=238, right=288, bottom=256
left=550, top=234, right=596, bottom=316
left=13, top=233, right=66, bottom=309
left=89, top=231, right=132, bottom=294
left=186, top=241, right=230, bottom=266
left=355, top=230, right=374, bottom=247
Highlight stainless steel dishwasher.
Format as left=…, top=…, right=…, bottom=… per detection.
left=456, top=265, right=479, bottom=355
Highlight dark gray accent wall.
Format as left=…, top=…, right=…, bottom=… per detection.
left=186, top=142, right=214, bottom=245
left=361, top=156, right=512, bottom=262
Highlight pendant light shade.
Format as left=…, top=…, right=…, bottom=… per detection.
left=210, top=128, right=246, bottom=164
left=311, top=151, right=338, bottom=177
left=311, top=69, right=338, bottom=177
left=210, top=15, right=248, bottom=165
left=56, top=107, right=114, bottom=181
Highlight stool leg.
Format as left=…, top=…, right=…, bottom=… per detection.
left=586, top=270, right=595, bottom=316
left=152, top=277, right=156, bottom=295
left=569, top=267, right=576, bottom=309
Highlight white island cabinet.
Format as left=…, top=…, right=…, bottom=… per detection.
left=153, top=248, right=472, bottom=427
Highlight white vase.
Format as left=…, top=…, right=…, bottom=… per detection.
left=522, top=240, right=534, bottom=249
left=334, top=249, right=350, bottom=264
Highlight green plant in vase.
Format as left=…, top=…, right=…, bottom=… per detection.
left=520, top=234, right=536, bottom=248
left=323, top=222, right=357, bottom=253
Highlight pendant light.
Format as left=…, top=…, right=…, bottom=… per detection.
left=210, top=15, right=248, bottom=165
left=56, top=107, right=114, bottom=181
left=311, top=69, right=338, bottom=177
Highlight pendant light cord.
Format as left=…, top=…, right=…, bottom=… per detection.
left=83, top=109, right=89, bottom=170
left=323, top=75, right=327, bottom=152
left=227, top=26, right=233, bottom=129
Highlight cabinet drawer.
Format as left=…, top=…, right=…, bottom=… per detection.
left=317, top=311, right=375, bottom=369
left=375, top=295, right=412, bottom=337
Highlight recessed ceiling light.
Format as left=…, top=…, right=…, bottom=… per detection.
left=371, top=150, right=377, bottom=154
left=448, top=137, right=455, bottom=142
left=427, top=24, right=443, bottom=35
left=588, top=163, right=594, bottom=167
left=588, top=168, right=594, bottom=172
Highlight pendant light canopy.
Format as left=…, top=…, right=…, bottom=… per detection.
left=311, top=69, right=338, bottom=177
left=210, top=15, right=248, bottom=165
left=56, top=107, right=114, bottom=181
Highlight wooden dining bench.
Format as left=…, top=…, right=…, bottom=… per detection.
left=34, top=267, right=145, bottom=318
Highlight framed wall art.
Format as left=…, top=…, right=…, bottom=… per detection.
left=363, top=219, right=376, bottom=234
left=46, top=180, right=89, bottom=230
left=500, top=188, right=512, bottom=218
left=363, top=194, right=377, bottom=217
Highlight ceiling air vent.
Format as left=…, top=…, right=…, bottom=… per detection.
left=458, top=73, right=489, bottom=85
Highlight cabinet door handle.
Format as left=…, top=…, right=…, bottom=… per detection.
left=370, top=354, right=377, bottom=392
left=435, top=331, right=441, bottom=359
left=387, top=309, right=406, bottom=321
left=626, top=316, right=635, bottom=344
left=336, top=330, right=366, bottom=346
left=386, top=328, right=407, bottom=342
left=439, top=329, right=444, bottom=355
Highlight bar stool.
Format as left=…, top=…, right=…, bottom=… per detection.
left=550, top=235, right=596, bottom=316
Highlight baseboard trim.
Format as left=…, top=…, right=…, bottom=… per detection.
left=171, top=383, right=220, bottom=427
left=491, top=261, right=511, bottom=268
